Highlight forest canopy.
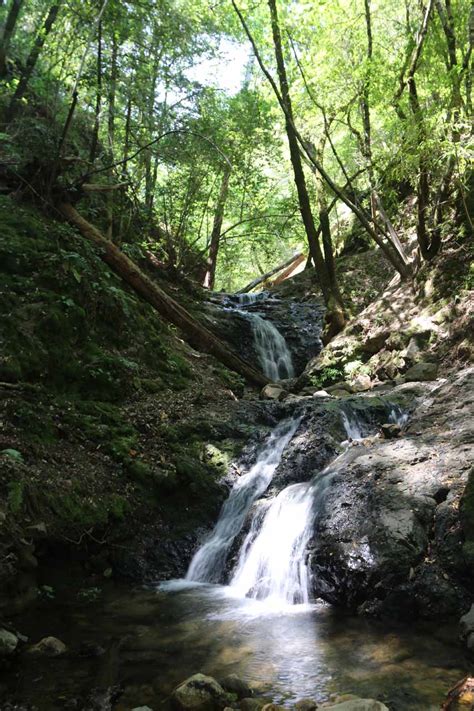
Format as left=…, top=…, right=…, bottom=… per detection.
left=0, top=0, right=472, bottom=300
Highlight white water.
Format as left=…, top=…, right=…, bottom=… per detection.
left=186, top=416, right=301, bottom=584
left=251, top=314, right=295, bottom=381
left=231, top=292, right=295, bottom=381
left=230, top=481, right=315, bottom=605
left=235, top=292, right=267, bottom=305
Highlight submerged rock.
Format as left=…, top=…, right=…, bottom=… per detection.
left=239, top=699, right=273, bottom=711
left=27, top=636, right=67, bottom=657
left=219, top=674, right=253, bottom=700
left=172, top=673, right=229, bottom=711
left=293, top=698, right=318, bottom=711
left=322, top=701, right=389, bottom=710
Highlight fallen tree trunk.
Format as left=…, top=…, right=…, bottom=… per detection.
left=271, top=253, right=306, bottom=286
left=237, top=252, right=303, bottom=294
left=57, top=203, right=269, bottom=387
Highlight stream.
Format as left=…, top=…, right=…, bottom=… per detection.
left=1, top=295, right=470, bottom=710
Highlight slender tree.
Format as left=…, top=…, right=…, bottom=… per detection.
left=0, top=0, right=24, bottom=77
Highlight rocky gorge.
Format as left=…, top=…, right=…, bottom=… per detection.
left=1, top=208, right=473, bottom=710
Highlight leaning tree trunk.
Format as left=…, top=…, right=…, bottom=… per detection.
left=57, top=202, right=269, bottom=387
left=203, top=164, right=232, bottom=290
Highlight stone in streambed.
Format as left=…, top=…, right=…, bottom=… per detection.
left=0, top=629, right=18, bottom=656
left=260, top=384, right=287, bottom=401
left=380, top=423, right=401, bottom=439
left=27, top=636, right=67, bottom=657
left=172, top=674, right=230, bottom=711
left=219, top=674, right=253, bottom=699
left=294, top=698, right=318, bottom=711
left=404, top=362, right=438, bottom=382
left=240, top=698, right=273, bottom=711
left=322, top=700, right=389, bottom=710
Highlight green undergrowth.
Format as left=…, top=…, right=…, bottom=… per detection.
left=0, top=196, right=191, bottom=397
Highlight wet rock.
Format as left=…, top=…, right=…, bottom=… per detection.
left=323, top=700, right=388, bottom=710
left=0, top=628, right=18, bottom=656
left=28, top=636, right=67, bottom=657
left=309, top=369, right=474, bottom=618
left=326, top=382, right=354, bottom=394
left=293, top=698, right=318, bottom=711
left=261, top=384, right=287, bottom=401
left=219, top=674, right=253, bottom=699
left=460, top=604, right=474, bottom=638
left=261, top=705, right=285, bottom=711
left=172, top=674, right=229, bottom=711
left=131, top=707, right=154, bottom=711
left=404, top=361, right=438, bottom=382
left=239, top=698, right=272, bottom=711
left=380, top=423, right=401, bottom=439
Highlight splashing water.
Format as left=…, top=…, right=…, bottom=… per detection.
left=341, top=410, right=364, bottom=440
left=186, top=416, right=301, bottom=584
left=230, top=481, right=315, bottom=605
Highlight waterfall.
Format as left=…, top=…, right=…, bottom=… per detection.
left=235, top=292, right=267, bottom=305
left=230, top=482, right=315, bottom=605
left=251, top=314, right=294, bottom=381
left=186, top=416, right=301, bottom=584
left=230, top=292, right=295, bottom=381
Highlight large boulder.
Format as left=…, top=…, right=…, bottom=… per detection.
left=309, top=369, right=474, bottom=618
left=172, top=674, right=230, bottom=711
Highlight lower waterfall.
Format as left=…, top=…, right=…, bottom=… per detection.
left=186, top=416, right=301, bottom=584
left=230, top=481, right=314, bottom=605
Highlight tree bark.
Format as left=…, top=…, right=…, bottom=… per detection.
left=8, top=1, right=62, bottom=114
left=203, top=165, right=232, bottom=290
left=57, top=202, right=269, bottom=387
left=106, top=32, right=118, bottom=240
left=0, top=0, right=24, bottom=77
left=89, top=20, right=103, bottom=165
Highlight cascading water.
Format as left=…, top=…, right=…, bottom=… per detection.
left=186, top=416, right=301, bottom=584
left=230, top=481, right=315, bottom=605
left=231, top=292, right=295, bottom=381
left=251, top=314, right=294, bottom=381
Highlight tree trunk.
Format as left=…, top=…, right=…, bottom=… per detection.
left=106, top=33, right=118, bottom=240
left=57, top=202, right=269, bottom=387
left=0, top=0, right=24, bottom=77
left=203, top=165, right=231, bottom=290
left=8, top=1, right=61, bottom=115
left=89, top=20, right=103, bottom=165
left=267, top=0, right=345, bottom=333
